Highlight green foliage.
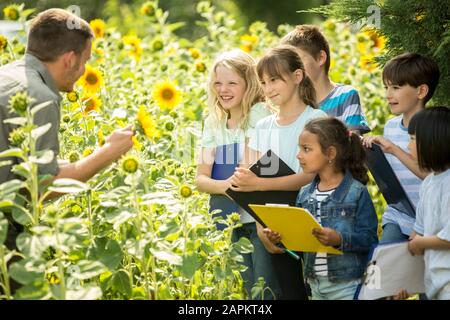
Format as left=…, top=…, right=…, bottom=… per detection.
left=309, top=0, right=449, bottom=105
left=0, top=1, right=393, bottom=299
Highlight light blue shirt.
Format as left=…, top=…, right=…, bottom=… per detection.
left=414, top=169, right=450, bottom=300
left=381, top=116, right=422, bottom=236
left=248, top=106, right=327, bottom=173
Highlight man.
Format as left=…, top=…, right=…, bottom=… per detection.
left=0, top=9, right=134, bottom=292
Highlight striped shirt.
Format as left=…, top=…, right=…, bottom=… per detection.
left=314, top=187, right=336, bottom=277
left=382, top=115, right=422, bottom=236
left=319, top=84, right=371, bottom=134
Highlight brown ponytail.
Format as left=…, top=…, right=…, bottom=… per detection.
left=304, top=118, right=369, bottom=184
left=300, top=74, right=317, bottom=109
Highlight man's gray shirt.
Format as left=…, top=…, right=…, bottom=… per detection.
left=0, top=53, right=62, bottom=184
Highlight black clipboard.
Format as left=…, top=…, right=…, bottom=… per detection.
left=225, top=149, right=299, bottom=226
left=365, top=143, right=416, bottom=218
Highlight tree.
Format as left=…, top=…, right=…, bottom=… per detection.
left=308, top=0, right=449, bottom=105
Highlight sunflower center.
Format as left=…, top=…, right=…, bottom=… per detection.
left=162, top=88, right=174, bottom=100
left=86, top=73, right=98, bottom=85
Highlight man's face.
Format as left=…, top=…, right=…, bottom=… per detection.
left=60, top=39, right=92, bottom=92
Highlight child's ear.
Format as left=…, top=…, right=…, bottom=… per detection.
left=417, top=84, right=429, bottom=100
left=327, top=146, right=337, bottom=162
left=317, top=50, right=328, bottom=69
left=294, top=69, right=304, bottom=84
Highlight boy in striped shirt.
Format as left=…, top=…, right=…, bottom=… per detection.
left=282, top=25, right=371, bottom=134
left=363, top=53, right=440, bottom=243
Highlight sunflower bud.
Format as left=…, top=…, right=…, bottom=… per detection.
left=180, top=185, right=192, bottom=198
left=9, top=91, right=31, bottom=115
left=121, top=155, right=139, bottom=173
left=8, top=128, right=26, bottom=147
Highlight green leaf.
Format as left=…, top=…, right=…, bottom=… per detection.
left=14, top=281, right=51, bottom=300
left=16, top=232, right=48, bottom=257
left=48, top=178, right=89, bottom=194
left=29, top=150, right=54, bottom=164
left=9, top=258, right=46, bottom=285
left=0, top=179, right=25, bottom=196
left=150, top=248, right=182, bottom=265
left=12, top=206, right=33, bottom=226
left=66, top=286, right=102, bottom=300
left=0, top=200, right=13, bottom=209
left=71, top=260, right=107, bottom=280
left=30, top=101, right=52, bottom=117
left=234, top=237, right=254, bottom=254
left=31, top=123, right=51, bottom=140
left=179, top=253, right=203, bottom=279
left=87, top=238, right=123, bottom=271
left=3, top=117, right=27, bottom=126
left=0, top=148, right=25, bottom=160
left=112, top=270, right=131, bottom=298
left=0, top=213, right=8, bottom=244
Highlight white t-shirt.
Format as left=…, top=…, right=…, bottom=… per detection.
left=248, top=106, right=327, bottom=173
left=414, top=169, right=450, bottom=299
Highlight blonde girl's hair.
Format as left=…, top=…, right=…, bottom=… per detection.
left=207, top=49, right=265, bottom=130
left=257, top=44, right=317, bottom=109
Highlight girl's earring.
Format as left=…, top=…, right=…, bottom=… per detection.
left=328, top=160, right=332, bottom=164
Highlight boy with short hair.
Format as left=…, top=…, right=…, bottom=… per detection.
left=281, top=24, right=371, bottom=134
left=363, top=52, right=440, bottom=243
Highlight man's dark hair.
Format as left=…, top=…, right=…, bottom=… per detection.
left=27, top=8, right=93, bottom=62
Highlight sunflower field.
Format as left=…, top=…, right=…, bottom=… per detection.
left=0, top=1, right=388, bottom=300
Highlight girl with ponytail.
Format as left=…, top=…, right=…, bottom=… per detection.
left=264, top=117, right=379, bottom=300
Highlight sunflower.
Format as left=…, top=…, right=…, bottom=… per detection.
left=0, top=35, right=8, bottom=51
left=239, top=34, right=259, bottom=53
left=140, top=1, right=156, bottom=16
left=137, top=105, right=160, bottom=140
left=3, top=5, right=20, bottom=21
left=97, top=129, right=105, bottom=147
left=66, top=91, right=78, bottom=102
left=189, top=48, right=201, bottom=59
left=123, top=35, right=142, bottom=60
left=81, top=95, right=102, bottom=115
left=152, top=81, right=181, bottom=111
left=79, top=65, right=103, bottom=94
left=132, top=136, right=142, bottom=151
left=89, top=19, right=106, bottom=38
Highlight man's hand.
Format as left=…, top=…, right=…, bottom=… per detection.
left=229, top=167, right=261, bottom=192
left=312, top=228, right=342, bottom=247
left=362, top=136, right=397, bottom=154
left=103, top=125, right=134, bottom=161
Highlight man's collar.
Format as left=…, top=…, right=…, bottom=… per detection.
left=24, top=53, right=61, bottom=99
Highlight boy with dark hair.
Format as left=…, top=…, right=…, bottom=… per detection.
left=363, top=52, right=440, bottom=244
left=281, top=24, right=371, bottom=134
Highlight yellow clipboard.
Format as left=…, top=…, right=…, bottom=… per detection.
left=249, top=204, right=343, bottom=255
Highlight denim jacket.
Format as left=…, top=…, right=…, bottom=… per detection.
left=297, top=171, right=378, bottom=282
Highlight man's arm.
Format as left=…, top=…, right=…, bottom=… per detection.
left=53, top=125, right=134, bottom=183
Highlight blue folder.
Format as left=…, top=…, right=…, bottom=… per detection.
left=209, top=143, right=241, bottom=230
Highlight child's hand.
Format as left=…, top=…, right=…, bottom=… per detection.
left=312, top=228, right=342, bottom=247
left=408, top=235, right=425, bottom=256
left=393, top=289, right=410, bottom=300
left=362, top=136, right=397, bottom=154
left=229, top=167, right=261, bottom=192
left=263, top=228, right=282, bottom=244
left=256, top=223, right=284, bottom=254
